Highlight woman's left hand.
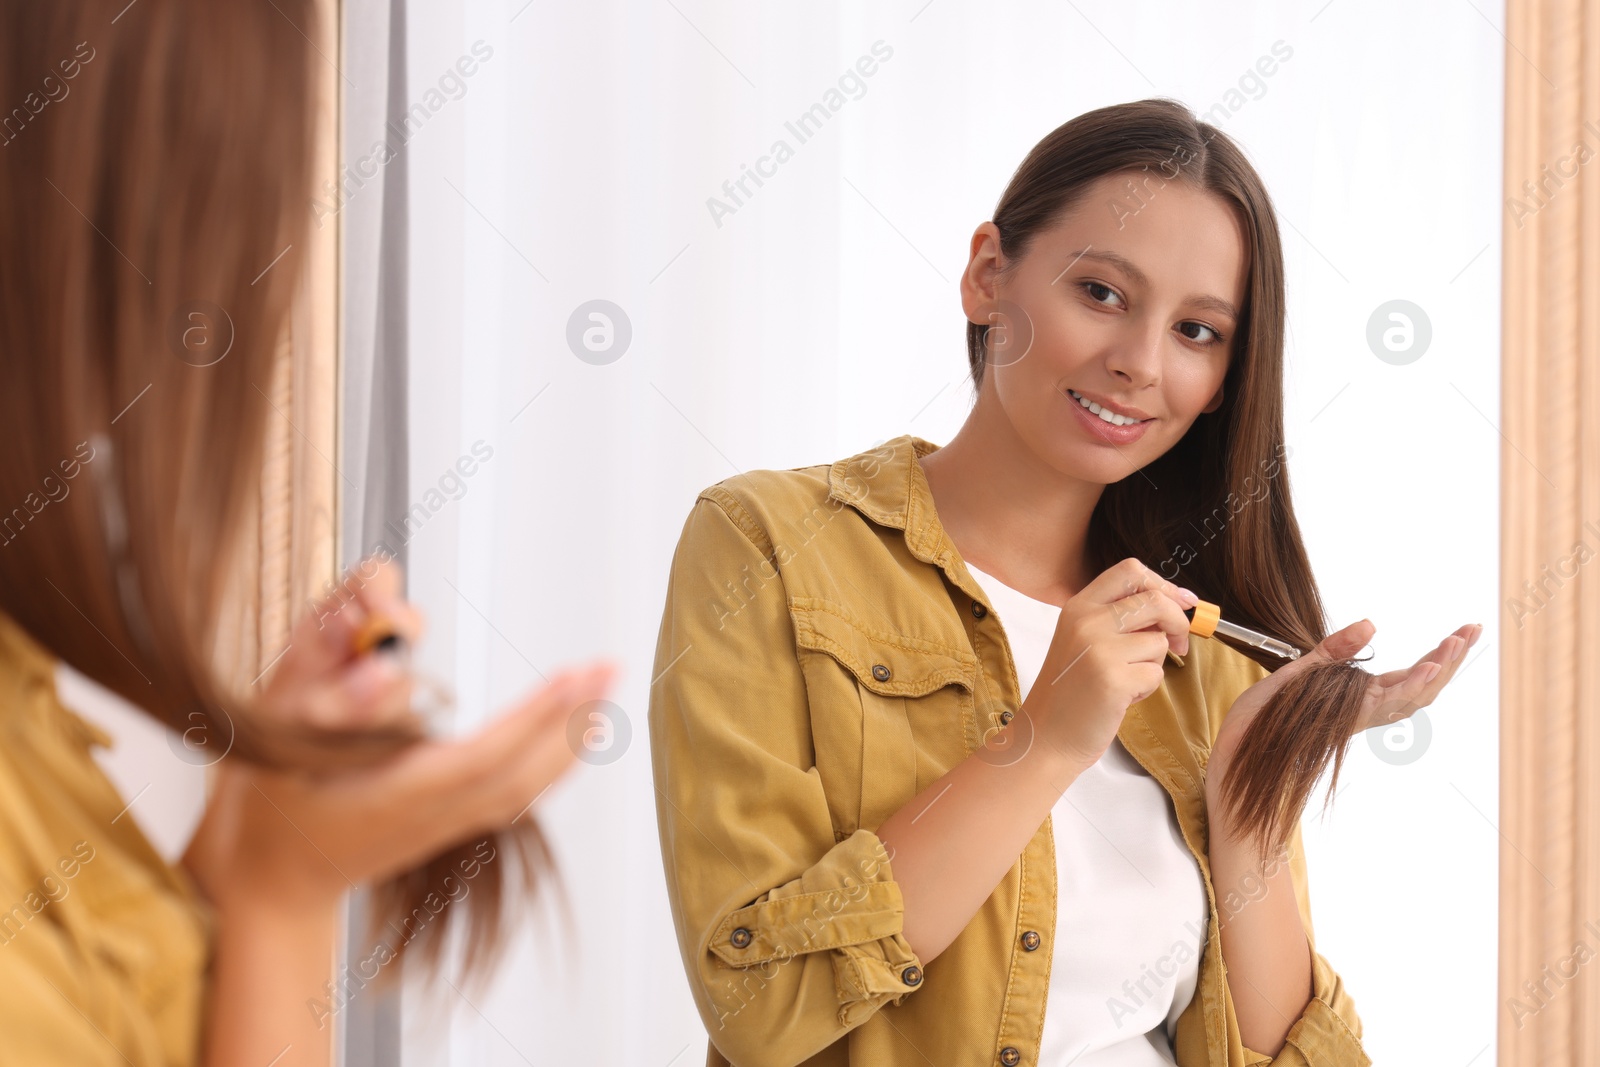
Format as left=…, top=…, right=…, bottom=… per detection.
left=1208, top=617, right=1484, bottom=789
left=182, top=552, right=621, bottom=913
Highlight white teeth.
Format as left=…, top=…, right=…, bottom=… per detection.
left=1068, top=389, right=1143, bottom=427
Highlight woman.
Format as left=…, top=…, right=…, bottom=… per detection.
left=0, top=3, right=616, bottom=1064
left=649, top=98, right=1477, bottom=1066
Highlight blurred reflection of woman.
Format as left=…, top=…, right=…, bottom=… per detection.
left=0, top=4, right=617, bottom=1064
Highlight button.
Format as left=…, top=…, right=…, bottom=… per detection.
left=901, top=964, right=922, bottom=986
left=999, top=1047, right=1021, bottom=1066
left=1021, top=930, right=1040, bottom=951
left=871, top=664, right=892, bottom=682
left=972, top=600, right=988, bottom=619
left=1000, top=709, right=1014, bottom=725
left=729, top=927, right=752, bottom=949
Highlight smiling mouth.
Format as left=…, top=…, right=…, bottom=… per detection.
left=1065, top=388, right=1154, bottom=426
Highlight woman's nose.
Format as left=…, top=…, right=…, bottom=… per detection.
left=1104, top=322, right=1164, bottom=387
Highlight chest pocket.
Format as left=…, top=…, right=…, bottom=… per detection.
left=788, top=596, right=976, bottom=839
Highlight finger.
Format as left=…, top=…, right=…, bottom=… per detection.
left=472, top=662, right=620, bottom=807
left=346, top=552, right=404, bottom=605
left=1105, top=590, right=1193, bottom=657
left=283, top=663, right=620, bottom=883
left=1393, top=624, right=1481, bottom=710
left=1117, top=629, right=1179, bottom=668
left=1364, top=657, right=1443, bottom=732
left=1297, top=618, right=1375, bottom=669
left=287, top=584, right=370, bottom=671
left=280, top=573, right=380, bottom=677
left=1083, top=558, right=1200, bottom=614
left=399, top=661, right=620, bottom=808
left=414, top=666, right=614, bottom=838
left=1244, top=618, right=1374, bottom=699
left=348, top=556, right=425, bottom=647
left=310, top=655, right=418, bottom=730
left=1091, top=558, right=1196, bottom=654
left=1372, top=624, right=1477, bottom=689
left=367, top=724, right=584, bottom=880
left=285, top=554, right=417, bottom=673
left=504, top=722, right=585, bottom=824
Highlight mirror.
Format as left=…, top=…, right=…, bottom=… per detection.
left=339, top=2, right=1502, bottom=1062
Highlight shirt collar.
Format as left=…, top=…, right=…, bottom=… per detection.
left=826, top=433, right=947, bottom=563
left=826, top=432, right=1184, bottom=668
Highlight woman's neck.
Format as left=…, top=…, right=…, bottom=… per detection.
left=917, top=397, right=1105, bottom=607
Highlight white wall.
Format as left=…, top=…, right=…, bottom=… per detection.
left=391, top=1, right=1503, bottom=1063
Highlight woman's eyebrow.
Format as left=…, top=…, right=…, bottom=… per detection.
left=1063, top=246, right=1240, bottom=322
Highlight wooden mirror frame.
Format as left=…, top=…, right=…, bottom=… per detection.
left=1499, top=0, right=1600, bottom=1060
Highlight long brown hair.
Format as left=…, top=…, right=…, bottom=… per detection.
left=0, top=0, right=560, bottom=982
left=972, top=98, right=1373, bottom=855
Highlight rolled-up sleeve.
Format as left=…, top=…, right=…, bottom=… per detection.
left=648, top=492, right=925, bottom=1067
left=1236, top=819, right=1370, bottom=1066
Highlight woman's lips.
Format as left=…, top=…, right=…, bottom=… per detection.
left=1063, top=388, right=1154, bottom=444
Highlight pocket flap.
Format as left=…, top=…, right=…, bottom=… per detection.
left=788, top=597, right=975, bottom=698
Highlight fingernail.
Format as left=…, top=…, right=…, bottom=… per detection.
left=1176, top=587, right=1200, bottom=607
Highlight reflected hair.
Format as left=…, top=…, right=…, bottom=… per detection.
left=973, top=99, right=1373, bottom=855
left=0, top=0, right=565, bottom=985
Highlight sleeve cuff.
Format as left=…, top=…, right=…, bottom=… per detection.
left=1239, top=950, right=1371, bottom=1066
left=705, top=828, right=926, bottom=1027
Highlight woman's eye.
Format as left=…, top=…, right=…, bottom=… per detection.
left=1179, top=321, right=1225, bottom=346
left=1081, top=281, right=1122, bottom=307
left=1079, top=282, right=1226, bottom=348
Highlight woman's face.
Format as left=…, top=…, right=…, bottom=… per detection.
left=961, top=170, right=1249, bottom=486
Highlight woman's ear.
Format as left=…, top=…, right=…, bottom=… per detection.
left=960, top=222, right=1005, bottom=325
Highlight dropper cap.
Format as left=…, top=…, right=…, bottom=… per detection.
left=1184, top=600, right=1303, bottom=661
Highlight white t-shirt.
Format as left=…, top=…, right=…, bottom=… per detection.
left=964, top=562, right=1208, bottom=1066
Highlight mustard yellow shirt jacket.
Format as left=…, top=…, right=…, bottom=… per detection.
left=0, top=610, right=209, bottom=1066
left=648, top=433, right=1370, bottom=1067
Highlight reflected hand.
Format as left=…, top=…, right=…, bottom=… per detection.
left=184, top=661, right=619, bottom=913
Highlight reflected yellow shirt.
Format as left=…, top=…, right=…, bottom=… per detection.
left=649, top=433, right=1370, bottom=1067
left=0, top=610, right=209, bottom=1065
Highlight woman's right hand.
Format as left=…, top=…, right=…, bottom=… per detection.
left=1019, top=557, right=1199, bottom=771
